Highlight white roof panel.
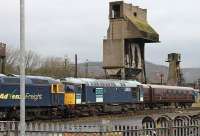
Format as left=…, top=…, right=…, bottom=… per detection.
left=63, top=77, right=141, bottom=87
left=142, top=84, right=194, bottom=91
left=0, top=74, right=6, bottom=77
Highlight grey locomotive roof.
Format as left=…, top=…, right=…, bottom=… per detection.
left=0, top=74, right=6, bottom=77
left=0, top=75, right=59, bottom=84
left=25, top=75, right=60, bottom=84
left=62, top=77, right=141, bottom=87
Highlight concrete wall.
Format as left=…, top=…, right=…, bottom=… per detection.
left=107, top=20, right=142, bottom=40
left=123, top=3, right=147, bottom=21
left=103, top=39, right=124, bottom=68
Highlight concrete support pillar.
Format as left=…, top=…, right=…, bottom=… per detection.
left=121, top=68, right=126, bottom=79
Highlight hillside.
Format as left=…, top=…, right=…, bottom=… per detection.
left=78, top=62, right=200, bottom=83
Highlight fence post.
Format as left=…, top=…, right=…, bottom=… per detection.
left=99, top=119, right=112, bottom=136
left=6, top=122, right=10, bottom=136
left=168, top=120, right=174, bottom=136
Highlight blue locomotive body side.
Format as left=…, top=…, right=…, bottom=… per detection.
left=82, top=86, right=141, bottom=104
left=0, top=77, right=64, bottom=108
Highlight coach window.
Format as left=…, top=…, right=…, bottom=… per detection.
left=177, top=90, right=179, bottom=95
left=167, top=90, right=170, bottom=96
left=165, top=90, right=168, bottom=97
left=168, top=90, right=170, bottom=96
left=180, top=90, right=183, bottom=96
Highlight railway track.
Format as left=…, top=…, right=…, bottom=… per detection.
left=27, top=107, right=200, bottom=123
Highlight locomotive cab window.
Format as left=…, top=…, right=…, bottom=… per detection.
left=51, top=84, right=64, bottom=93
left=65, top=85, right=75, bottom=92
left=77, top=85, right=82, bottom=93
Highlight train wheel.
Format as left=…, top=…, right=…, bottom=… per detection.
left=122, top=105, right=129, bottom=113
left=7, top=108, right=19, bottom=121
left=26, top=111, right=36, bottom=121
left=89, top=106, right=97, bottom=116
left=185, top=103, right=192, bottom=108
left=149, top=104, right=154, bottom=109
left=175, top=103, right=179, bottom=108
left=96, top=105, right=104, bottom=115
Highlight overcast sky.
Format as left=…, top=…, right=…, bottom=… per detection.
left=0, top=0, right=199, bottom=68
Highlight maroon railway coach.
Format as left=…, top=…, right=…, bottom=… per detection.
left=141, top=84, right=195, bottom=108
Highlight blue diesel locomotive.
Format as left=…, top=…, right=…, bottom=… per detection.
left=0, top=75, right=65, bottom=120
left=62, top=78, right=144, bottom=115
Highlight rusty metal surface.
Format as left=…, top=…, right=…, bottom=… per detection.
left=0, top=42, right=6, bottom=57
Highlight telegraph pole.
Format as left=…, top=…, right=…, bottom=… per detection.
left=20, top=0, right=26, bottom=135
left=85, top=59, right=89, bottom=78
left=160, top=73, right=164, bottom=85
left=74, top=54, right=78, bottom=78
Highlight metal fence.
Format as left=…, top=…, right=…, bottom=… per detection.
left=1, top=115, right=200, bottom=136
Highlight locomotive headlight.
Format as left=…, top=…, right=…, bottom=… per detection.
left=51, top=84, right=64, bottom=93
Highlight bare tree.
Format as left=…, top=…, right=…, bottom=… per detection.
left=33, top=56, right=73, bottom=78
left=5, top=47, right=42, bottom=74
left=6, top=47, right=20, bottom=66
left=5, top=47, right=74, bottom=78
left=25, top=50, right=41, bottom=74
left=5, top=47, right=20, bottom=74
